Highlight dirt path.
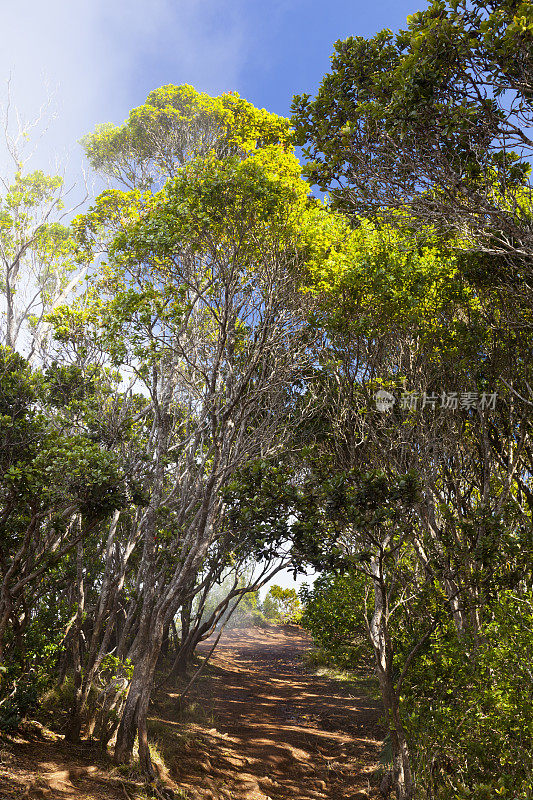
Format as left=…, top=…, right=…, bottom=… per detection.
left=157, top=626, right=383, bottom=800
left=0, top=626, right=382, bottom=800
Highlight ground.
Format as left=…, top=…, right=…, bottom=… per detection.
left=0, top=626, right=383, bottom=800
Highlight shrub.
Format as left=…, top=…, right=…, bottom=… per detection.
left=401, top=591, right=533, bottom=798
left=299, top=571, right=370, bottom=669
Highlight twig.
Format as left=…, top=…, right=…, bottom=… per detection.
left=177, top=624, right=226, bottom=703
left=119, top=780, right=134, bottom=800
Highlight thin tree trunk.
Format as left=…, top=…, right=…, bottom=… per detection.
left=367, top=561, right=415, bottom=800
left=74, top=512, right=122, bottom=731
left=66, top=538, right=85, bottom=742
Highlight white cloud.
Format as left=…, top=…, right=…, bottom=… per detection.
left=0, top=0, right=250, bottom=179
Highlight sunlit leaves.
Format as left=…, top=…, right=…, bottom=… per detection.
left=82, top=84, right=293, bottom=191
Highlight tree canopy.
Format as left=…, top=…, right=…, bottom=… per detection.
left=1, top=19, right=533, bottom=798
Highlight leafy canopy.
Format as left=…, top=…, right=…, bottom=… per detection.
left=292, top=0, right=533, bottom=263
left=83, top=84, right=293, bottom=191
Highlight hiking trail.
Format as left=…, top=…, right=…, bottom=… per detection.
left=0, top=626, right=382, bottom=800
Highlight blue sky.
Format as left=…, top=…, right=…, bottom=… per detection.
left=1, top=0, right=424, bottom=178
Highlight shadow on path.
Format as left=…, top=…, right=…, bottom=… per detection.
left=156, top=626, right=383, bottom=800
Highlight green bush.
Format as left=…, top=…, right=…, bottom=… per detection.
left=401, top=591, right=533, bottom=798
left=299, top=571, right=370, bottom=669
left=0, top=592, right=73, bottom=732
left=0, top=666, right=43, bottom=732
left=249, top=609, right=270, bottom=627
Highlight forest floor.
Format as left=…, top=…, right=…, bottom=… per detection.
left=0, top=626, right=383, bottom=800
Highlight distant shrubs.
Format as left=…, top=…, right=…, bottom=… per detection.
left=222, top=585, right=302, bottom=627
left=226, top=608, right=270, bottom=628
left=248, top=609, right=270, bottom=628
left=261, top=585, right=302, bottom=624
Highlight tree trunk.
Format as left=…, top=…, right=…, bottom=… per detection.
left=161, top=622, right=171, bottom=658
left=180, top=599, right=192, bottom=643
left=368, top=561, right=415, bottom=800
left=113, top=623, right=162, bottom=773
left=66, top=539, right=85, bottom=742
left=167, top=629, right=200, bottom=681
left=375, top=665, right=415, bottom=800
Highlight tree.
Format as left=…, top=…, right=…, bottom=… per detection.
left=292, top=1, right=533, bottom=288
left=82, top=84, right=291, bottom=192
left=300, top=571, right=369, bottom=668
left=262, top=585, right=302, bottom=622
left=0, top=348, right=128, bottom=729
left=52, top=87, right=332, bottom=776
left=0, top=93, right=86, bottom=358
left=293, top=210, right=533, bottom=797
left=292, top=467, right=423, bottom=800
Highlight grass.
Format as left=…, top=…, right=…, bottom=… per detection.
left=302, top=647, right=381, bottom=698
left=142, top=707, right=213, bottom=794
left=109, top=736, right=170, bottom=783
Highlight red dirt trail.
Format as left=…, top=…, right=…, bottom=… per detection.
left=163, top=626, right=383, bottom=800
left=0, top=626, right=382, bottom=800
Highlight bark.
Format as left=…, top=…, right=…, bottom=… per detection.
left=91, top=672, right=129, bottom=747
left=368, top=559, right=415, bottom=800
left=113, top=622, right=163, bottom=772
left=66, top=538, right=85, bottom=742
left=0, top=513, right=39, bottom=663
left=71, top=511, right=126, bottom=735
left=180, top=597, right=192, bottom=643
left=376, top=667, right=414, bottom=800
left=161, top=623, right=171, bottom=657
left=418, top=502, right=472, bottom=639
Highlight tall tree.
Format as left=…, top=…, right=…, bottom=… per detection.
left=52, top=88, right=333, bottom=775
left=0, top=94, right=86, bottom=358
left=292, top=0, right=533, bottom=293
left=291, top=212, right=533, bottom=797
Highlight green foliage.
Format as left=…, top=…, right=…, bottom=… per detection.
left=0, top=348, right=126, bottom=522
left=401, top=592, right=533, bottom=797
left=0, top=679, right=37, bottom=732
left=62, top=114, right=322, bottom=379
left=0, top=168, right=79, bottom=351
left=0, top=346, right=134, bottom=728
left=300, top=572, right=370, bottom=668
left=82, top=84, right=293, bottom=191
left=2, top=74, right=531, bottom=798
left=97, top=653, right=135, bottom=686
left=0, top=631, right=65, bottom=732
left=293, top=0, right=533, bottom=202
left=292, top=0, right=533, bottom=280
left=262, top=585, right=302, bottom=623
left=248, top=609, right=270, bottom=628
left=221, top=460, right=299, bottom=561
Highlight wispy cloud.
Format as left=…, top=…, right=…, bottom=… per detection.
left=0, top=0, right=250, bottom=177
